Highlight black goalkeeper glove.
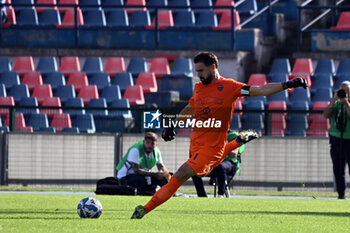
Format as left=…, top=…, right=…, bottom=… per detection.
left=162, top=125, right=176, bottom=142
left=282, top=78, right=308, bottom=89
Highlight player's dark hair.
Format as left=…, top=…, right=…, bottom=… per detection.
left=193, top=51, right=218, bottom=68
left=144, top=132, right=158, bottom=141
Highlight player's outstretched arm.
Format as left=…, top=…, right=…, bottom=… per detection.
left=249, top=78, right=308, bottom=97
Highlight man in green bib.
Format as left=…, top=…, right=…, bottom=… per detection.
left=116, top=132, right=171, bottom=193
left=192, top=130, right=245, bottom=197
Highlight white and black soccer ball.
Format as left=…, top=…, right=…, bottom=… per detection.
left=77, top=197, right=103, bottom=218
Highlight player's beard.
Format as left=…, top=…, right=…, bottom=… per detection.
left=200, top=73, right=213, bottom=85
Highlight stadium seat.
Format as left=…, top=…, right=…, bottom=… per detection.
left=268, top=74, right=288, bottom=83
left=4, top=112, right=26, bottom=130
left=36, top=56, right=58, bottom=74
left=268, top=58, right=291, bottom=77
left=12, top=0, right=35, bottom=11
left=125, top=0, right=146, bottom=14
left=71, top=113, right=96, bottom=133
left=82, top=57, right=103, bottom=74
left=56, top=8, right=84, bottom=28
left=111, top=72, right=134, bottom=92
left=247, top=73, right=267, bottom=86
left=77, top=85, right=99, bottom=105
left=109, top=98, right=132, bottom=118
left=173, top=10, right=195, bottom=28
left=160, top=74, right=195, bottom=100
left=26, top=113, right=50, bottom=131
left=123, top=85, right=145, bottom=105
left=267, top=90, right=289, bottom=103
left=17, top=97, right=40, bottom=116
left=334, top=74, right=350, bottom=89
left=15, top=8, right=38, bottom=26
left=268, top=101, right=287, bottom=135
left=289, top=88, right=311, bottom=106
left=87, top=72, right=111, bottom=91
left=244, top=96, right=266, bottom=108
left=314, top=58, right=335, bottom=76
left=230, top=114, right=241, bottom=131
left=67, top=72, right=89, bottom=92
left=214, top=0, right=234, bottom=15
left=32, top=84, right=53, bottom=105
left=126, top=57, right=148, bottom=78
left=0, top=57, right=12, bottom=73
left=59, top=56, right=81, bottom=76
left=291, top=58, right=313, bottom=77
left=104, top=57, right=126, bottom=77
left=149, top=57, right=170, bottom=78
left=312, top=88, right=333, bottom=104
left=100, top=85, right=122, bottom=105
left=38, top=9, right=61, bottom=26
left=147, top=0, right=167, bottom=8
left=311, top=74, right=333, bottom=93
left=13, top=56, right=35, bottom=77
left=62, top=127, right=80, bottom=133
left=144, top=90, right=179, bottom=108
left=146, top=10, right=174, bottom=30
left=3, top=7, right=16, bottom=28
left=43, top=72, right=66, bottom=91
left=285, top=115, right=308, bottom=137
left=22, top=71, right=43, bottom=92
left=234, top=98, right=243, bottom=115
left=168, top=0, right=190, bottom=11
left=87, top=98, right=108, bottom=116
left=54, top=85, right=76, bottom=104
left=36, top=0, right=58, bottom=13
left=136, top=72, right=158, bottom=93
left=195, top=10, right=218, bottom=28
left=51, top=113, right=72, bottom=132
left=171, top=57, right=193, bottom=76
left=330, top=11, right=350, bottom=31
left=105, top=9, right=129, bottom=27
left=128, top=10, right=151, bottom=28
left=58, top=0, right=79, bottom=13
left=190, top=0, right=212, bottom=10
left=63, top=97, right=85, bottom=115
left=236, top=0, right=257, bottom=16
left=213, top=10, right=241, bottom=30
left=308, top=101, right=329, bottom=123
left=336, top=59, right=350, bottom=77
left=40, top=97, right=63, bottom=117
left=82, top=9, right=107, bottom=27
left=8, top=84, right=30, bottom=103
left=242, top=114, right=264, bottom=136
left=80, top=0, right=101, bottom=11
left=0, top=84, right=6, bottom=97
left=0, top=96, right=15, bottom=118
left=101, top=0, right=123, bottom=11
left=0, top=71, right=21, bottom=90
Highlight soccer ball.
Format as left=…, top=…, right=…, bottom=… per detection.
left=77, top=197, right=103, bottom=218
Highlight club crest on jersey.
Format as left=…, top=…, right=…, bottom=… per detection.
left=217, top=85, right=223, bottom=91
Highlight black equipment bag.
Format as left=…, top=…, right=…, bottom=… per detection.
left=95, top=177, right=136, bottom=195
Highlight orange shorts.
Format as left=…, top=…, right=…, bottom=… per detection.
left=186, top=144, right=225, bottom=176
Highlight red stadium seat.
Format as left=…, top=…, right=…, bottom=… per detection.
left=309, top=101, right=330, bottom=123
left=32, top=84, right=53, bottom=105
left=51, top=113, right=72, bottom=132
left=3, top=7, right=16, bottom=28
left=36, top=0, right=58, bottom=13
left=13, top=56, right=35, bottom=76
left=56, top=8, right=84, bottom=29
left=59, top=56, right=81, bottom=76
left=0, top=96, right=15, bottom=118
left=214, top=0, right=235, bottom=15
left=248, top=73, right=267, bottom=86
left=58, top=0, right=79, bottom=13
left=104, top=57, right=126, bottom=77
left=4, top=112, right=26, bottom=129
left=136, top=72, right=158, bottom=93
left=268, top=101, right=287, bottom=134
left=290, top=58, right=313, bottom=78
left=330, top=11, right=350, bottom=31
left=149, top=57, right=170, bottom=78
left=40, top=97, right=63, bottom=117
left=213, top=9, right=240, bottom=30
left=234, top=98, right=243, bottom=115
left=77, top=85, right=99, bottom=105
left=123, top=85, right=145, bottom=105
left=22, top=71, right=43, bottom=92
left=67, top=71, right=89, bottom=92
left=125, top=0, right=146, bottom=14
left=146, top=10, right=174, bottom=30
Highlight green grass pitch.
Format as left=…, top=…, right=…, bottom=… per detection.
left=0, top=193, right=350, bottom=233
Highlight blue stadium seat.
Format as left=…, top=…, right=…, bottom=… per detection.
left=314, top=58, right=335, bottom=76
left=160, top=74, right=195, bottom=100
left=100, top=85, right=122, bottom=105
left=8, top=84, right=30, bottom=103
left=173, top=10, right=195, bottom=28
left=12, top=0, right=35, bottom=10
left=26, top=113, right=50, bottom=131
left=82, top=57, right=103, bottom=74
left=16, top=8, right=39, bottom=26
left=236, top=0, right=257, bottom=16
left=87, top=98, right=108, bottom=116
left=63, top=97, right=85, bottom=115
left=195, top=10, right=218, bottom=28
left=17, top=97, right=40, bottom=116
left=105, top=9, right=129, bottom=27
left=168, top=0, right=190, bottom=8
left=144, top=90, right=180, bottom=108
left=82, top=9, right=106, bottom=27
left=336, top=59, right=350, bottom=77
left=288, top=101, right=309, bottom=118
left=0, top=126, right=9, bottom=132
left=244, top=97, right=266, bottom=109
left=43, top=72, right=66, bottom=91
left=230, top=114, right=242, bottom=131
left=0, top=57, right=12, bottom=73
left=129, top=10, right=151, bottom=28
left=147, top=0, right=167, bottom=13
left=71, top=114, right=96, bottom=133
left=267, top=90, right=289, bottom=104
left=111, top=72, right=134, bottom=92
left=80, top=0, right=102, bottom=11
left=36, top=57, right=58, bottom=74
left=268, top=58, right=291, bottom=77
left=285, top=115, right=308, bottom=137
left=0, top=71, right=20, bottom=91
left=0, top=84, right=6, bottom=97
left=94, top=115, right=128, bottom=133
left=171, top=57, right=193, bottom=76
left=127, top=57, right=147, bottom=78
left=109, top=98, right=132, bottom=118
left=242, top=114, right=264, bottom=136
left=268, top=74, right=288, bottom=83
left=334, top=74, right=350, bottom=90
left=101, top=0, right=123, bottom=11
left=87, top=72, right=111, bottom=91
left=54, top=85, right=76, bottom=104
left=37, top=127, right=56, bottom=133
left=62, top=127, right=80, bottom=133
left=38, top=9, right=61, bottom=26
left=191, top=0, right=212, bottom=12
left=312, top=88, right=333, bottom=103
left=311, top=74, right=333, bottom=94
left=289, top=88, right=311, bottom=106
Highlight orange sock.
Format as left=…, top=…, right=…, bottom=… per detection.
left=223, top=140, right=240, bottom=156
left=144, top=177, right=182, bottom=214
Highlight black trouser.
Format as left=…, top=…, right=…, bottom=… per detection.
left=119, top=174, right=168, bottom=191
left=329, top=135, right=350, bottom=198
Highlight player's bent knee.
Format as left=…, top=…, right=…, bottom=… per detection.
left=173, top=163, right=196, bottom=183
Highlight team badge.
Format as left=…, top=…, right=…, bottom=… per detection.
left=217, top=85, right=223, bottom=91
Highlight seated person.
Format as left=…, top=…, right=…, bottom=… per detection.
left=192, top=130, right=245, bottom=197
left=116, top=132, right=171, bottom=193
